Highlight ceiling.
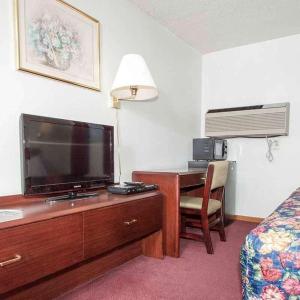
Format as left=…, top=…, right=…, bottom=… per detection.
left=129, top=0, right=300, bottom=54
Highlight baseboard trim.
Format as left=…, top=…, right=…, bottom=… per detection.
left=226, top=214, right=263, bottom=223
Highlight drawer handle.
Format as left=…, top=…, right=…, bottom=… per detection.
left=0, top=254, right=22, bottom=267
left=124, top=219, right=138, bottom=226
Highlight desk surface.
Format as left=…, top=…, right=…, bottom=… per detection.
left=133, top=168, right=207, bottom=175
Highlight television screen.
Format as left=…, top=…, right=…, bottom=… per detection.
left=20, top=114, right=114, bottom=195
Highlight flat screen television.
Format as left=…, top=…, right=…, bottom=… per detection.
left=20, top=114, right=114, bottom=196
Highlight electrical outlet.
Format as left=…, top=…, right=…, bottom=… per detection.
left=273, top=140, right=280, bottom=150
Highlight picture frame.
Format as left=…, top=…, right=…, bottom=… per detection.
left=15, top=0, right=100, bottom=91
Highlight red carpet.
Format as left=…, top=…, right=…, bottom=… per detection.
left=58, top=221, right=256, bottom=300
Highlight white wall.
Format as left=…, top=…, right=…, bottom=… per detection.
left=0, top=0, right=202, bottom=196
left=201, top=34, right=300, bottom=218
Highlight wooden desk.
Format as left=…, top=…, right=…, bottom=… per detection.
left=132, top=169, right=206, bottom=257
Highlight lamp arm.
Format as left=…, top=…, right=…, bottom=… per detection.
left=112, top=86, right=138, bottom=108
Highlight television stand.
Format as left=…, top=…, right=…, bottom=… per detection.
left=46, top=191, right=99, bottom=202
left=0, top=190, right=163, bottom=299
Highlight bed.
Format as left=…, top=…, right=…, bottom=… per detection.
left=240, top=188, right=300, bottom=300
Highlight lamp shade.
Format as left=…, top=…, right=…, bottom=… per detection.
left=111, top=54, right=158, bottom=101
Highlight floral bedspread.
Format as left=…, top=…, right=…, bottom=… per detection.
left=241, top=188, right=300, bottom=300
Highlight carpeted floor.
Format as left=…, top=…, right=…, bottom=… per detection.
left=58, top=221, right=256, bottom=300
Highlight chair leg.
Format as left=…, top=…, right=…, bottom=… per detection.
left=218, top=208, right=226, bottom=242
left=202, top=217, right=213, bottom=254
left=181, top=214, right=186, bottom=233
left=218, top=217, right=226, bottom=242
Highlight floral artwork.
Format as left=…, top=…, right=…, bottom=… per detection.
left=241, top=188, right=300, bottom=299
left=15, top=0, right=100, bottom=90
left=29, top=14, right=81, bottom=71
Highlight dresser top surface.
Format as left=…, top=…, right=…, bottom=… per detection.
left=0, top=190, right=161, bottom=229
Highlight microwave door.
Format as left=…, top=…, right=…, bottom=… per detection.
left=214, top=141, right=225, bottom=160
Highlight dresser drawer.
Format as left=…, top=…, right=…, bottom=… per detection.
left=84, top=196, right=162, bottom=259
left=0, top=214, right=83, bottom=294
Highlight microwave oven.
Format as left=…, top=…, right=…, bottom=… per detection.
left=193, top=138, right=227, bottom=161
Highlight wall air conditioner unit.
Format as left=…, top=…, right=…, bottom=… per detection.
left=205, top=103, right=290, bottom=138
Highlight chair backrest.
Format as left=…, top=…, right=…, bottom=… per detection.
left=209, top=161, right=229, bottom=190
left=200, top=161, right=229, bottom=216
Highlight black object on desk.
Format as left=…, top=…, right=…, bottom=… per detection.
left=108, top=184, right=158, bottom=195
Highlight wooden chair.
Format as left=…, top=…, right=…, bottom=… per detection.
left=180, top=161, right=229, bottom=254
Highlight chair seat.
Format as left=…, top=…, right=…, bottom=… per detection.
left=180, top=196, right=222, bottom=215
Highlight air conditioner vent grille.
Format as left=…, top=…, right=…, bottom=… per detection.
left=205, top=103, right=289, bottom=138
left=207, top=112, right=286, bottom=132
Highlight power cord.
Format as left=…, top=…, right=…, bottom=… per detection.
left=115, top=109, right=122, bottom=183
left=266, top=136, right=278, bottom=162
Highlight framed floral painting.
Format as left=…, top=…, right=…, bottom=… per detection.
left=15, top=0, right=100, bottom=91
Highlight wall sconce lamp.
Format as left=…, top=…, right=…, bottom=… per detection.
left=110, top=54, right=158, bottom=109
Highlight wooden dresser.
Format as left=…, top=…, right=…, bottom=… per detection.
left=0, top=190, right=163, bottom=299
